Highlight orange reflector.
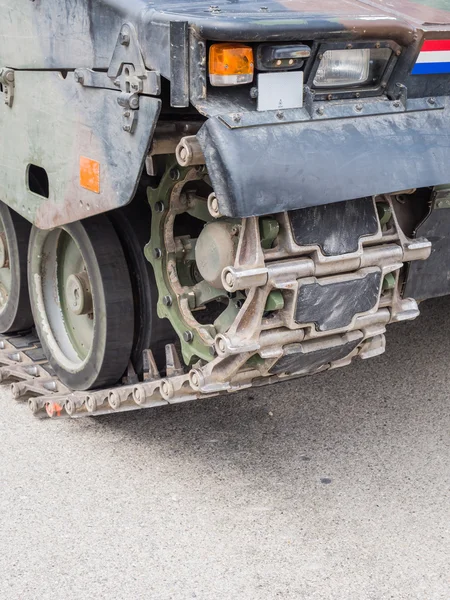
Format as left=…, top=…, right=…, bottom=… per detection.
left=209, top=43, right=254, bottom=86
left=80, top=156, right=100, bottom=193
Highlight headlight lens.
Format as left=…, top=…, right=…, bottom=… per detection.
left=314, top=49, right=371, bottom=88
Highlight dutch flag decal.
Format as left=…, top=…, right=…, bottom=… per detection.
left=412, top=40, right=450, bottom=75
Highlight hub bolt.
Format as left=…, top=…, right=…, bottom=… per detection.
left=155, top=201, right=165, bottom=213
left=170, top=168, right=181, bottom=181
left=153, top=248, right=162, bottom=259
left=183, top=330, right=194, bottom=343
left=162, top=295, right=173, bottom=307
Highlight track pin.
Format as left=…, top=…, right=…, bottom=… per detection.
left=28, top=397, right=46, bottom=415
left=64, top=395, right=85, bottom=416
left=85, top=392, right=107, bottom=414
left=11, top=381, right=27, bottom=400
left=45, top=401, right=64, bottom=418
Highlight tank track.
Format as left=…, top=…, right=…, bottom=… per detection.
left=0, top=324, right=386, bottom=420
left=0, top=331, right=217, bottom=419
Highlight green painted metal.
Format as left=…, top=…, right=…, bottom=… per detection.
left=260, top=218, right=280, bottom=250
left=377, top=203, right=392, bottom=227
left=265, top=290, right=285, bottom=312
left=145, top=159, right=218, bottom=365
left=383, top=273, right=396, bottom=290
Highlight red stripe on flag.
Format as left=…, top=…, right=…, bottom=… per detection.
left=422, top=40, right=450, bottom=52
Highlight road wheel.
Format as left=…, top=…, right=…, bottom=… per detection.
left=28, top=216, right=134, bottom=390
left=0, top=202, right=33, bottom=333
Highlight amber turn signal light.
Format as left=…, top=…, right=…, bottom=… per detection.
left=209, top=43, right=254, bottom=86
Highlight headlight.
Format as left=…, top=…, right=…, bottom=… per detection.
left=313, top=47, right=394, bottom=90
left=314, top=49, right=370, bottom=88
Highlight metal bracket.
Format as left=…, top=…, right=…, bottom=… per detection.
left=0, top=68, right=14, bottom=107
left=74, top=22, right=160, bottom=134
left=432, top=185, right=450, bottom=210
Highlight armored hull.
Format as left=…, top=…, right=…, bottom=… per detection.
left=0, top=0, right=448, bottom=417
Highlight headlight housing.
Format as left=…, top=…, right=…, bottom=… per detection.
left=312, top=46, right=394, bottom=91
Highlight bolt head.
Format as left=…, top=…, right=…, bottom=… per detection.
left=153, top=248, right=162, bottom=259
left=155, top=201, right=165, bottom=213
left=162, top=295, right=172, bottom=307
left=183, top=330, right=194, bottom=343
left=120, top=32, right=130, bottom=46
left=170, top=168, right=180, bottom=181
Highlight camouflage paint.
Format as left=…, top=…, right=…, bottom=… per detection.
left=1, top=0, right=450, bottom=227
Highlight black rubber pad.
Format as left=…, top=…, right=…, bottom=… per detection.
left=270, top=335, right=363, bottom=376
left=295, top=270, right=382, bottom=331
left=289, top=198, right=378, bottom=256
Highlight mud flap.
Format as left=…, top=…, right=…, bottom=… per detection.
left=198, top=105, right=450, bottom=218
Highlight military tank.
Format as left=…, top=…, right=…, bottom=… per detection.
left=0, top=0, right=449, bottom=417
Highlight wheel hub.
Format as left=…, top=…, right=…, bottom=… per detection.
left=65, top=272, right=92, bottom=316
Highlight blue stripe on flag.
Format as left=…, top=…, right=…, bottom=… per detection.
left=412, top=61, right=450, bottom=75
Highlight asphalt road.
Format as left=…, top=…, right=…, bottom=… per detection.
left=0, top=297, right=449, bottom=600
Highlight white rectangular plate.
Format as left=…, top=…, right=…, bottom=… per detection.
left=257, top=71, right=304, bottom=112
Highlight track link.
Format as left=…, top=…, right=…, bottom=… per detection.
left=0, top=332, right=216, bottom=419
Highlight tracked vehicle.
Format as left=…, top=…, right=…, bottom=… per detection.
left=0, top=0, right=450, bottom=417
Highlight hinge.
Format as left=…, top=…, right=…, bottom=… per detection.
left=0, top=68, right=15, bottom=107
left=73, top=23, right=160, bottom=134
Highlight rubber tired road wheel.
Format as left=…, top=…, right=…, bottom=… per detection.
left=109, top=199, right=176, bottom=375
left=28, top=216, right=134, bottom=390
left=0, top=202, right=34, bottom=333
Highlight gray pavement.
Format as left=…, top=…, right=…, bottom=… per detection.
left=0, top=297, right=449, bottom=600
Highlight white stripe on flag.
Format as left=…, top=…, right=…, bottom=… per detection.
left=416, top=50, right=450, bottom=64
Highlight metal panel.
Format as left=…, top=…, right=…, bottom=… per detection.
left=170, top=21, right=190, bottom=108
left=0, top=71, right=160, bottom=229
left=198, top=105, right=450, bottom=217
